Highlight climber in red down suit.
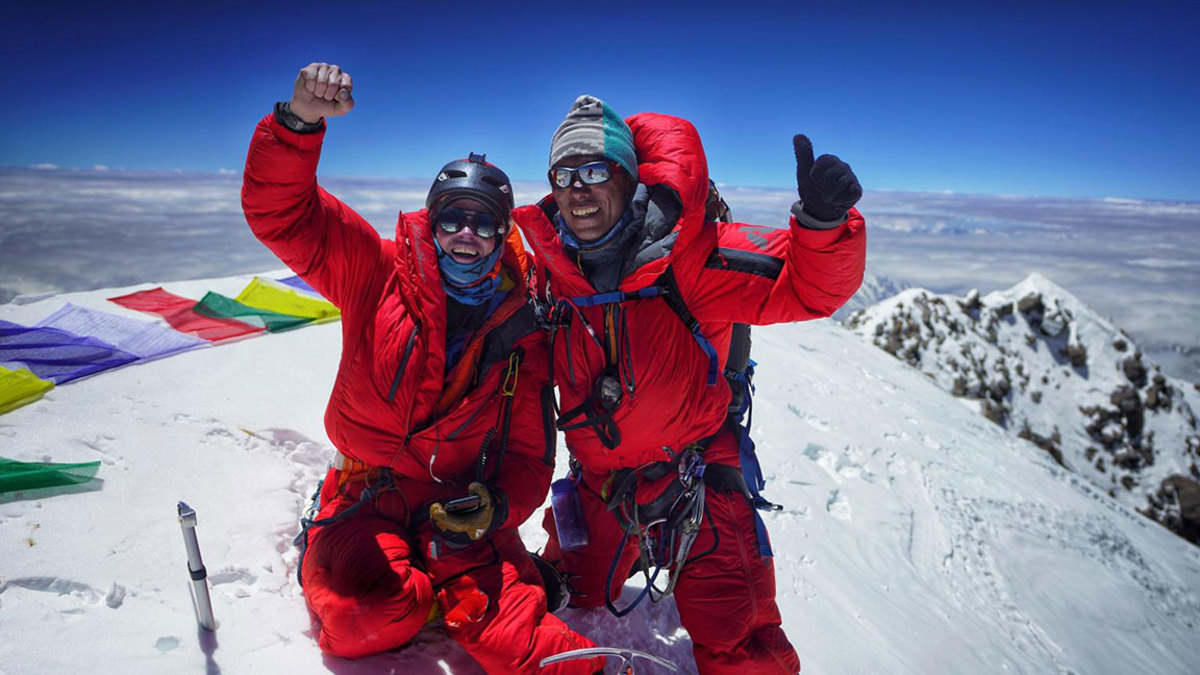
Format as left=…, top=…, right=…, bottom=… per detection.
left=241, top=62, right=601, bottom=674
left=514, top=95, right=866, bottom=674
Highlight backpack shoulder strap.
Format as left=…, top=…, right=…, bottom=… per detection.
left=655, top=267, right=719, bottom=386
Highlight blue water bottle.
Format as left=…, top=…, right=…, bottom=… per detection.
left=550, top=475, right=588, bottom=551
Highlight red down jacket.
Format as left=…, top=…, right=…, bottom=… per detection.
left=513, top=112, right=867, bottom=474
left=241, top=113, right=555, bottom=536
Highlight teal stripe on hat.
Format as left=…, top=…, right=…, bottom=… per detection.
left=549, top=95, right=638, bottom=183
left=600, top=101, right=638, bottom=182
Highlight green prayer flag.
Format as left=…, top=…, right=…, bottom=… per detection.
left=192, top=291, right=313, bottom=332
left=0, top=457, right=101, bottom=493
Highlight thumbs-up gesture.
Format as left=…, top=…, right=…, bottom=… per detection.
left=290, top=62, right=355, bottom=124
left=792, top=134, right=861, bottom=223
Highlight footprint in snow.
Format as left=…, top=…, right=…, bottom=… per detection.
left=0, top=576, right=103, bottom=604
left=826, top=489, right=852, bottom=521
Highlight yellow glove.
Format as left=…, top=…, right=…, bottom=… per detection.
left=429, top=482, right=507, bottom=544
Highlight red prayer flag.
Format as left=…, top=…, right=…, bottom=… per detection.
left=107, top=287, right=264, bottom=342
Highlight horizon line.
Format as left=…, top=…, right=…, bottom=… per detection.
left=3, top=164, right=1198, bottom=205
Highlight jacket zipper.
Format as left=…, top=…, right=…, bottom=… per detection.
left=386, top=322, right=420, bottom=402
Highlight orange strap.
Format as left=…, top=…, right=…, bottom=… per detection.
left=334, top=452, right=384, bottom=493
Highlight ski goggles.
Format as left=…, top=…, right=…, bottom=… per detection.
left=548, top=160, right=618, bottom=189
left=434, top=208, right=504, bottom=239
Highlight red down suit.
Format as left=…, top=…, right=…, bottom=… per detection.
left=513, top=112, right=866, bottom=674
left=242, top=113, right=596, bottom=673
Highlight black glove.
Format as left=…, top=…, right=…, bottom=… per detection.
left=792, top=134, right=862, bottom=224
left=429, top=482, right=508, bottom=546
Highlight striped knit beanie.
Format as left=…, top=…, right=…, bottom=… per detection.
left=549, top=95, right=638, bottom=182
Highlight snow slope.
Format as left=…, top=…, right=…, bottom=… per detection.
left=2, top=273, right=1199, bottom=674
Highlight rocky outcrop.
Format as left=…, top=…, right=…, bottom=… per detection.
left=847, top=274, right=1200, bottom=546
left=1150, top=475, right=1200, bottom=545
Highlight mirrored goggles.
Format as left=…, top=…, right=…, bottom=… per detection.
left=435, top=207, right=504, bottom=239
left=548, top=160, right=617, bottom=189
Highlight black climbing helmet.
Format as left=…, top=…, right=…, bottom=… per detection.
left=426, top=152, right=514, bottom=222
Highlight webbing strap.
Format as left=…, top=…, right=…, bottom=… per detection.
left=567, top=278, right=720, bottom=387
left=728, top=361, right=780, bottom=558
left=656, top=269, right=720, bottom=386
left=567, top=286, right=662, bottom=307
left=692, top=334, right=720, bottom=386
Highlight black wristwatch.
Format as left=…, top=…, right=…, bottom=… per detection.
left=274, top=101, right=325, bottom=134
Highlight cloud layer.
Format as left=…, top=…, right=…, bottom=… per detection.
left=3, top=169, right=1198, bottom=379
left=724, top=185, right=1200, bottom=380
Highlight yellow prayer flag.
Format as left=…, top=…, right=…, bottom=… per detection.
left=0, top=366, right=55, bottom=415
left=235, top=277, right=340, bottom=323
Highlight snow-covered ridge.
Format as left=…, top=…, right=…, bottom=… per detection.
left=846, top=272, right=1200, bottom=544
left=831, top=272, right=911, bottom=320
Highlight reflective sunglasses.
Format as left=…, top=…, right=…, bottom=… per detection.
left=435, top=207, right=504, bottom=239
left=548, top=160, right=617, bottom=189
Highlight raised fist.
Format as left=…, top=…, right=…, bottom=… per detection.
left=290, top=62, right=355, bottom=124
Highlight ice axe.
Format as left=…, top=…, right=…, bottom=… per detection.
left=177, top=501, right=216, bottom=630
left=540, top=646, right=678, bottom=674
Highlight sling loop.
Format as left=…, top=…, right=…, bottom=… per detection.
left=602, top=446, right=709, bottom=617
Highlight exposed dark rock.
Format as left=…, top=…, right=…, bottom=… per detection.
left=1017, top=293, right=1043, bottom=315
left=1082, top=404, right=1125, bottom=450
left=991, top=370, right=1011, bottom=399
left=1114, top=450, right=1144, bottom=471
left=1110, top=385, right=1144, bottom=438
left=1113, top=337, right=1128, bottom=352
left=1066, top=343, right=1088, bottom=367
left=1145, top=375, right=1172, bottom=411
left=1162, top=475, right=1200, bottom=544
left=982, top=399, right=1007, bottom=426
left=1031, top=391, right=1042, bottom=403
left=958, top=289, right=982, bottom=317
left=1122, top=353, right=1148, bottom=388
left=1018, top=427, right=1064, bottom=466
left=994, top=302, right=1014, bottom=318
left=952, top=377, right=967, bottom=397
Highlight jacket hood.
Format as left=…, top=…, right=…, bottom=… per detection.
left=393, top=210, right=530, bottom=325
left=516, top=112, right=711, bottom=298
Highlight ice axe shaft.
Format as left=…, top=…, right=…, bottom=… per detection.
left=177, top=501, right=216, bottom=631
left=540, top=646, right=678, bottom=673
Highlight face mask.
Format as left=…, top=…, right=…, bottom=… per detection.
left=433, top=238, right=503, bottom=305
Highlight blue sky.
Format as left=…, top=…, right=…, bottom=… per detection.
left=4, top=1, right=1198, bottom=200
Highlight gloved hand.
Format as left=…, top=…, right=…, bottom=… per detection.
left=792, top=134, right=862, bottom=223
left=429, top=482, right=508, bottom=546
